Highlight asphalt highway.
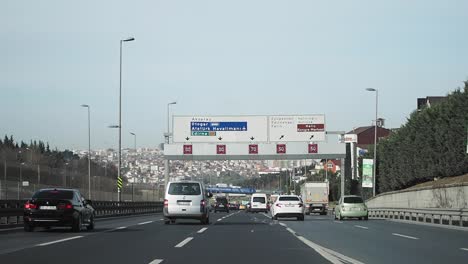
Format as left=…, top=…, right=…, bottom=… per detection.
left=0, top=212, right=467, bottom=264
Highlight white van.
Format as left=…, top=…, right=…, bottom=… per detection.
left=249, top=193, right=269, bottom=213
left=163, top=181, right=212, bottom=225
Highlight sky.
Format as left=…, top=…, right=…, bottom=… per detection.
left=2, top=0, right=468, bottom=150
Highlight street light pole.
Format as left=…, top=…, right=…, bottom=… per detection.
left=366, top=88, right=379, bottom=197
left=118, top=37, right=135, bottom=202
left=164, top=102, right=177, bottom=191
left=81, top=104, right=91, bottom=199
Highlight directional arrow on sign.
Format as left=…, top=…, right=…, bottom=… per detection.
left=279, top=135, right=284, bottom=140
left=250, top=137, right=255, bottom=141
left=310, top=135, right=314, bottom=140
left=185, top=137, right=190, bottom=141
left=218, top=137, right=223, bottom=141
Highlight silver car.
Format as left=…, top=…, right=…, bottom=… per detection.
left=163, top=181, right=212, bottom=225
left=334, top=195, right=368, bottom=220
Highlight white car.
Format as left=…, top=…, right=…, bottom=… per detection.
left=271, top=195, right=305, bottom=221
left=249, top=193, right=269, bottom=213
left=163, top=181, right=212, bottom=225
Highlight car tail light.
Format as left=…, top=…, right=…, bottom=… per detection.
left=298, top=203, right=303, bottom=207
left=276, top=203, right=282, bottom=208
left=164, top=199, right=169, bottom=208
left=24, top=202, right=37, bottom=209
left=201, top=200, right=206, bottom=207
left=58, top=203, right=73, bottom=210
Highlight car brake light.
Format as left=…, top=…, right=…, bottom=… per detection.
left=298, top=203, right=303, bottom=207
left=24, top=202, right=37, bottom=209
left=164, top=199, right=169, bottom=208
left=201, top=200, right=206, bottom=207
left=58, top=203, right=73, bottom=209
left=276, top=203, right=282, bottom=208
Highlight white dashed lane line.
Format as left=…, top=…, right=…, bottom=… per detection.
left=392, top=233, right=419, bottom=240
left=138, top=221, right=153, bottom=225
left=334, top=221, right=343, bottom=224
left=460, top=248, right=468, bottom=252
left=197, top=227, right=208, bottom=234
left=175, top=237, right=193, bottom=248
left=148, top=259, right=164, bottom=264
left=354, top=225, right=369, bottom=230
left=37, top=236, right=83, bottom=247
left=115, top=226, right=127, bottom=230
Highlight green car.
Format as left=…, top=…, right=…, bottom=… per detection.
left=334, top=195, right=368, bottom=220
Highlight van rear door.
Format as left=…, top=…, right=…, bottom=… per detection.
left=167, top=183, right=203, bottom=215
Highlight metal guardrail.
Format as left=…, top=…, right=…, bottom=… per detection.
left=0, top=200, right=164, bottom=228
left=368, top=208, right=468, bottom=228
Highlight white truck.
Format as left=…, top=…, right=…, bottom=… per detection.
left=300, top=182, right=329, bottom=215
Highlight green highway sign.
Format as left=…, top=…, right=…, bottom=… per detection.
left=192, top=131, right=216, bottom=136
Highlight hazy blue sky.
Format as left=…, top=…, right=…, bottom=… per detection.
left=2, top=0, right=468, bottom=150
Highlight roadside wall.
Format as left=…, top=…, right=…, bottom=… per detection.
left=366, top=183, right=468, bottom=209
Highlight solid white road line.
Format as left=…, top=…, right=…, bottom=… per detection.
left=217, top=219, right=222, bottom=222
left=460, top=248, right=468, bottom=251
left=392, top=233, right=419, bottom=240
left=197, top=227, right=208, bottom=234
left=138, top=221, right=153, bottom=225
left=148, top=259, right=164, bottom=264
left=334, top=221, right=343, bottom=224
left=285, top=228, right=364, bottom=264
left=175, top=237, right=193, bottom=248
left=354, top=225, right=369, bottom=230
left=37, top=236, right=83, bottom=247
left=279, top=223, right=287, bottom=227
left=115, top=226, right=127, bottom=230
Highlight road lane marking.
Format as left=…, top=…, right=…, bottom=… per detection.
left=148, top=259, right=163, bottom=264
left=197, top=227, right=208, bottom=234
left=0, top=227, right=23, bottom=232
left=217, top=219, right=222, bottom=222
left=460, top=248, right=468, bottom=251
left=285, top=227, right=364, bottom=264
left=279, top=223, right=287, bottom=227
left=115, top=226, right=127, bottom=230
left=175, top=237, right=193, bottom=248
left=354, top=225, right=369, bottom=230
left=334, top=221, right=343, bottom=224
left=159, top=219, right=164, bottom=221
left=138, top=221, right=153, bottom=225
left=37, top=236, right=83, bottom=247
left=392, top=233, right=419, bottom=240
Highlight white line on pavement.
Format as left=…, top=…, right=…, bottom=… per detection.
left=217, top=219, right=222, bottom=222
left=138, top=221, right=153, bottom=225
left=334, top=221, right=343, bottom=224
left=285, top=227, right=364, bottom=264
left=159, top=219, right=164, bottom=221
left=354, top=225, right=369, bottom=230
left=0, top=227, right=23, bottom=232
left=175, top=237, right=193, bottom=248
left=148, top=259, right=164, bottom=264
left=460, top=248, right=468, bottom=251
left=279, top=223, right=287, bottom=227
left=37, top=236, right=83, bottom=247
left=392, top=233, right=419, bottom=240
left=197, top=227, right=208, bottom=234
left=115, top=226, right=127, bottom=230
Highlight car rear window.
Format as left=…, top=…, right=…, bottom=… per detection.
left=253, top=197, right=266, bottom=203
left=168, top=183, right=201, bottom=195
left=279, top=196, right=300, bottom=201
left=33, top=190, right=74, bottom=200
left=216, top=198, right=228, bottom=203
left=343, top=197, right=364, bottom=204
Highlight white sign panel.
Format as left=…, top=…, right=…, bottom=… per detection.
left=344, top=134, right=358, bottom=143
left=269, top=115, right=326, bottom=142
left=173, top=116, right=268, bottom=143
left=22, top=181, right=29, bottom=187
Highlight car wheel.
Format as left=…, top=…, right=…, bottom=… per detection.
left=72, top=214, right=81, bottom=232
left=273, top=215, right=278, bottom=220
left=338, top=213, right=343, bottom=221
left=364, top=216, right=369, bottom=221
left=24, top=223, right=34, bottom=232
left=299, top=216, right=305, bottom=221
left=164, top=220, right=170, bottom=225
left=170, top=219, right=176, bottom=224
left=87, top=216, right=95, bottom=231
left=320, top=212, right=327, bottom=216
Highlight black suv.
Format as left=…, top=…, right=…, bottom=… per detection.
left=214, top=197, right=230, bottom=213
left=23, top=188, right=95, bottom=232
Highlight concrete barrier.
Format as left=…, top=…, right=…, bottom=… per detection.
left=367, top=183, right=468, bottom=209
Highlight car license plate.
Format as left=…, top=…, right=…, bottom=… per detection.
left=219, top=205, right=224, bottom=207
left=40, top=206, right=56, bottom=210
left=285, top=204, right=294, bottom=207
left=352, top=207, right=359, bottom=211
left=178, top=202, right=190, bottom=205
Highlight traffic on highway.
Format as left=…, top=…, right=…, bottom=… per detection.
left=2, top=1, right=468, bottom=264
